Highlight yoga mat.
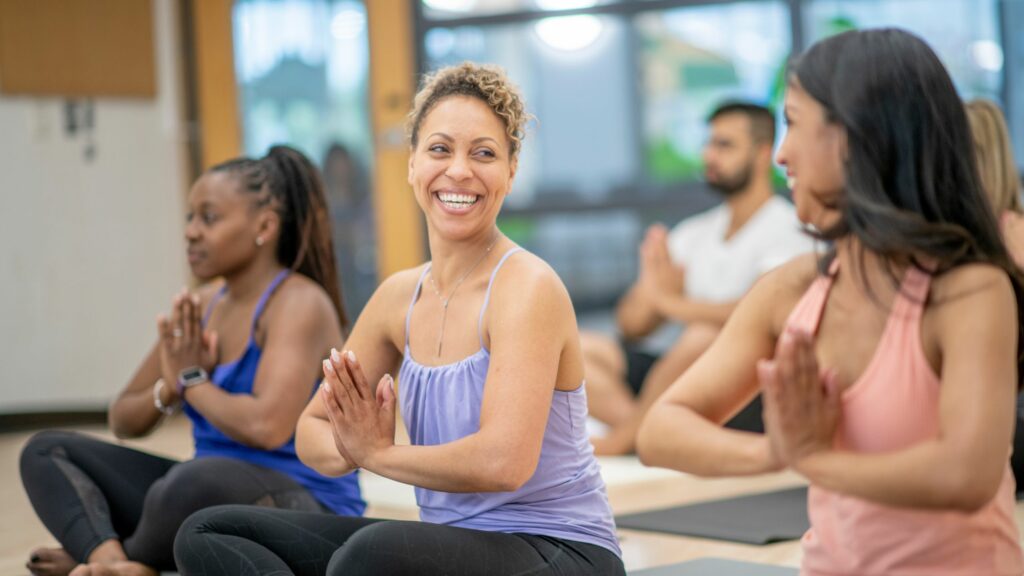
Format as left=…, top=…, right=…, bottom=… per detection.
left=630, top=558, right=798, bottom=575
left=616, top=486, right=808, bottom=545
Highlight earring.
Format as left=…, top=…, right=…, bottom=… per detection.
left=255, top=237, right=264, bottom=247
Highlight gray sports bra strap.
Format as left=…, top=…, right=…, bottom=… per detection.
left=477, top=247, right=525, bottom=349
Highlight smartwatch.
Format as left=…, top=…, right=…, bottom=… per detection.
left=177, top=366, right=209, bottom=396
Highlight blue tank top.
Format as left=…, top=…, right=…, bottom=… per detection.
left=397, top=248, right=621, bottom=556
left=184, top=270, right=365, bottom=516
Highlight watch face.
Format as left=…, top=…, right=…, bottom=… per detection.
left=182, top=367, right=204, bottom=380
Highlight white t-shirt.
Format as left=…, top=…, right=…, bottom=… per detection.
left=666, top=195, right=815, bottom=302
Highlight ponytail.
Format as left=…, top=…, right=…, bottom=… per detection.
left=210, top=146, right=349, bottom=332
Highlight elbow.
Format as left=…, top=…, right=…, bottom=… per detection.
left=941, top=471, right=1001, bottom=513
left=246, top=421, right=294, bottom=451
left=479, top=455, right=536, bottom=492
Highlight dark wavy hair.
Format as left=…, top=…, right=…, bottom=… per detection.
left=790, top=28, right=1024, bottom=377
left=210, top=145, right=349, bottom=332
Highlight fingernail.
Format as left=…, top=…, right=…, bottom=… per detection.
left=346, top=350, right=356, bottom=363
left=323, top=380, right=331, bottom=393
left=384, top=373, right=394, bottom=389
left=323, top=359, right=334, bottom=375
left=330, top=348, right=341, bottom=363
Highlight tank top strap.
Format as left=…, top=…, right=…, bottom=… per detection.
left=201, top=285, right=228, bottom=328
left=477, top=247, right=525, bottom=349
left=406, top=265, right=432, bottom=349
left=250, top=269, right=291, bottom=337
left=892, top=265, right=932, bottom=321
left=786, top=258, right=838, bottom=336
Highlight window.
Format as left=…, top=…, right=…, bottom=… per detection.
left=233, top=0, right=377, bottom=317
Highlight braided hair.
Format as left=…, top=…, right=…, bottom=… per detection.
left=210, top=145, right=349, bottom=332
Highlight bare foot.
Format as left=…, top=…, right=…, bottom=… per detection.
left=27, top=547, right=78, bottom=576
left=68, top=561, right=158, bottom=576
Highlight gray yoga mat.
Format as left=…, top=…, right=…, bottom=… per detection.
left=630, top=558, right=798, bottom=576
left=615, top=486, right=809, bottom=545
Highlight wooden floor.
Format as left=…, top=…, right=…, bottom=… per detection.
left=2, top=416, right=1022, bottom=575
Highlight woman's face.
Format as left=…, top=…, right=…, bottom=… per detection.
left=776, top=81, right=846, bottom=231
left=184, top=172, right=271, bottom=280
left=408, top=95, right=516, bottom=243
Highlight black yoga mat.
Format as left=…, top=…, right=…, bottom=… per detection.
left=616, top=486, right=809, bottom=545
left=630, top=558, right=798, bottom=576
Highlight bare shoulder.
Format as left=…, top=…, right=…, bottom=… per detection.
left=749, top=253, right=820, bottom=318
left=264, top=273, right=339, bottom=331
left=929, top=262, right=1015, bottom=313
left=489, top=250, right=573, bottom=320
left=358, top=264, right=431, bottom=345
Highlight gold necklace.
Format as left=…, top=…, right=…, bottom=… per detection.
left=427, top=236, right=500, bottom=357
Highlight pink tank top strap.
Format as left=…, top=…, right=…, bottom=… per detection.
left=784, top=258, right=838, bottom=336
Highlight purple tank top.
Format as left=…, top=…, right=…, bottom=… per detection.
left=397, top=247, right=621, bottom=556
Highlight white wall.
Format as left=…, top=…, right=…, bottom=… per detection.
left=0, top=0, right=189, bottom=412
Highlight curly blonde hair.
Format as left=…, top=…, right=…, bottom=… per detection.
left=407, top=62, right=530, bottom=159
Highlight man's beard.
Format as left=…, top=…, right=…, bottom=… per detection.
left=706, top=163, right=753, bottom=197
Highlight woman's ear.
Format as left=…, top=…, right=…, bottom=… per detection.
left=256, top=208, right=281, bottom=247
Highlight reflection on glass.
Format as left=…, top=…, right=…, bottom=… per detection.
left=534, top=15, right=604, bottom=51
left=637, top=2, right=790, bottom=184
left=421, top=0, right=616, bottom=20
left=233, top=0, right=377, bottom=318
left=805, top=0, right=1001, bottom=101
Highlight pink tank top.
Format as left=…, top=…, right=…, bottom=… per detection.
left=785, top=261, right=1023, bottom=576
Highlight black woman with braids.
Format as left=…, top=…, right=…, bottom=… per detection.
left=20, top=145, right=365, bottom=576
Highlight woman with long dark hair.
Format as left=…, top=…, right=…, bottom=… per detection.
left=20, top=146, right=364, bottom=576
left=638, top=29, right=1024, bottom=574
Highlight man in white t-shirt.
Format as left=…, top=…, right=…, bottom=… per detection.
left=584, top=102, right=814, bottom=455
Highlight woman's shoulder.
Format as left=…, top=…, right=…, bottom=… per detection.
left=489, top=249, right=572, bottom=316
left=265, top=273, right=339, bottom=328
left=374, top=264, right=431, bottom=306
left=754, top=252, right=821, bottom=300
left=929, top=261, right=1014, bottom=306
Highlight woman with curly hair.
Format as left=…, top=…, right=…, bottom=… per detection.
left=173, top=62, right=624, bottom=576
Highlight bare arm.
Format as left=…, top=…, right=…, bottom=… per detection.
left=616, top=283, right=666, bottom=340
left=791, top=266, right=1017, bottom=511
left=650, top=293, right=738, bottom=327
left=637, top=259, right=810, bottom=476
left=185, top=279, right=345, bottom=450
left=296, top=272, right=405, bottom=477
left=108, top=342, right=169, bottom=438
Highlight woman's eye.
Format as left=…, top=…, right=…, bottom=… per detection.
left=476, top=149, right=496, bottom=158
left=202, top=212, right=217, bottom=224
left=428, top=144, right=449, bottom=154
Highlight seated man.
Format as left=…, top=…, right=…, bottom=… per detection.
left=584, top=102, right=814, bottom=455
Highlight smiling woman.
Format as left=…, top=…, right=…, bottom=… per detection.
left=174, top=62, right=625, bottom=576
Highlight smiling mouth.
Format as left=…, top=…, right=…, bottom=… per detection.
left=434, top=191, right=480, bottom=209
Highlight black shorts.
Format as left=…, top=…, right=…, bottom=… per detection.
left=624, top=346, right=659, bottom=396
left=622, top=343, right=763, bottom=433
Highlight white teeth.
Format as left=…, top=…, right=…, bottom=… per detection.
left=786, top=176, right=797, bottom=189
left=438, top=192, right=478, bottom=206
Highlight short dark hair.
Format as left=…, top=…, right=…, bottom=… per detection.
left=708, top=102, right=776, bottom=145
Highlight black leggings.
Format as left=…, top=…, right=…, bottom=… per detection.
left=19, top=430, right=327, bottom=571
left=174, top=505, right=625, bottom=576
